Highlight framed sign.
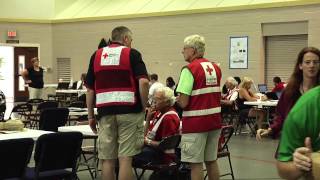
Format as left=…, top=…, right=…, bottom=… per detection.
left=229, top=36, right=248, bottom=69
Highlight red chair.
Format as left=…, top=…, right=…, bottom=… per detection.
left=204, top=125, right=235, bottom=180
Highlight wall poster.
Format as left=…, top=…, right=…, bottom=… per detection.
left=229, top=36, right=248, bottom=69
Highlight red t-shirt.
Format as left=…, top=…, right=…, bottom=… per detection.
left=147, top=109, right=180, bottom=141
left=272, top=82, right=285, bottom=92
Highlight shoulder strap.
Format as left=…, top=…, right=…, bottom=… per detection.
left=151, top=110, right=179, bottom=133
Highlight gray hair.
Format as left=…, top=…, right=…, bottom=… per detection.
left=226, top=77, right=238, bottom=86
left=155, top=86, right=176, bottom=106
left=111, top=26, right=132, bottom=42
left=183, top=34, right=206, bottom=54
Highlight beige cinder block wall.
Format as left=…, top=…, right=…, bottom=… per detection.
left=52, top=4, right=320, bottom=85
left=0, top=22, right=53, bottom=83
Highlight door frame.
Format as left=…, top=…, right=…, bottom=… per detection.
left=0, top=43, right=40, bottom=102
left=0, top=43, right=40, bottom=56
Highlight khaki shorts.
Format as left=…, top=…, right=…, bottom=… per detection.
left=180, top=129, right=221, bottom=163
left=28, top=87, right=43, bottom=99
left=97, top=112, right=144, bottom=160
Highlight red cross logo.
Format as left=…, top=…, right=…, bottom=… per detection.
left=206, top=65, right=213, bottom=75
left=103, top=53, right=108, bottom=59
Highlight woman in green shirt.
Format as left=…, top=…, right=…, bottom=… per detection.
left=277, top=86, right=320, bottom=177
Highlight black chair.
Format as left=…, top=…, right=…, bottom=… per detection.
left=25, top=132, right=83, bottom=180
left=68, top=101, right=86, bottom=125
left=221, top=101, right=239, bottom=126
left=204, top=125, right=235, bottom=180
left=133, top=134, right=181, bottom=180
left=76, top=135, right=98, bottom=180
left=0, top=138, right=34, bottom=179
left=39, top=107, right=69, bottom=132
left=27, top=98, right=44, bottom=106
left=9, top=103, right=33, bottom=126
left=69, top=101, right=86, bottom=108
left=234, top=109, right=256, bottom=136
left=47, top=82, right=70, bottom=102
left=72, top=81, right=78, bottom=90
left=29, top=101, right=59, bottom=129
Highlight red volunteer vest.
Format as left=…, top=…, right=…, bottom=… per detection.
left=182, top=58, right=222, bottom=133
left=93, top=44, right=137, bottom=107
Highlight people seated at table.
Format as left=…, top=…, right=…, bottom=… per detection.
left=271, top=76, right=286, bottom=98
left=71, top=73, right=87, bottom=90
left=234, top=76, right=241, bottom=88
left=221, top=77, right=239, bottom=112
left=257, top=47, right=320, bottom=141
left=271, top=76, right=285, bottom=93
left=78, top=73, right=87, bottom=90
left=237, top=77, right=267, bottom=129
left=134, top=87, right=180, bottom=165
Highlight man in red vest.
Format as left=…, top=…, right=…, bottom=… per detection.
left=86, top=26, right=149, bottom=180
left=176, top=34, right=222, bottom=180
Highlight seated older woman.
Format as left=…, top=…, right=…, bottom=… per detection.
left=237, top=77, right=267, bottom=129
left=221, top=76, right=239, bottom=111
left=134, top=86, right=180, bottom=165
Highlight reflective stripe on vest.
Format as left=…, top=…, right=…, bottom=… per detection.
left=96, top=91, right=135, bottom=105
left=182, top=107, right=221, bottom=117
left=191, top=87, right=220, bottom=96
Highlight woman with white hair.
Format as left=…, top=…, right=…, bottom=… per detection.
left=133, top=86, right=180, bottom=165
left=221, top=77, right=238, bottom=107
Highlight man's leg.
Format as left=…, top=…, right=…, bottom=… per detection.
left=97, top=115, right=118, bottom=180
left=101, top=159, right=116, bottom=180
left=204, top=129, right=221, bottom=180
left=205, top=160, right=220, bottom=180
left=118, top=156, right=134, bottom=180
left=117, top=112, right=144, bottom=180
left=190, top=163, right=204, bottom=180
left=180, top=132, right=207, bottom=180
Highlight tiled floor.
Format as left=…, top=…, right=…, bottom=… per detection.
left=77, top=132, right=281, bottom=180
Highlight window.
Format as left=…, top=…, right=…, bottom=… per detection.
left=57, top=58, right=71, bottom=82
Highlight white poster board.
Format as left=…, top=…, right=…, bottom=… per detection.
left=229, top=36, right=248, bottom=69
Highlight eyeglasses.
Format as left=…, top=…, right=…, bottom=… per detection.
left=303, top=60, right=320, bottom=65
left=183, top=46, right=194, bottom=51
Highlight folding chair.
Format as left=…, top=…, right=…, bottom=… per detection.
left=39, top=107, right=69, bottom=132
left=0, top=138, right=34, bottom=179
left=24, top=132, right=83, bottom=180
left=27, top=98, right=44, bottom=106
left=133, top=134, right=181, bottom=180
left=76, top=135, right=98, bottom=180
left=69, top=101, right=86, bottom=108
left=28, top=101, right=59, bottom=129
left=221, top=101, right=239, bottom=126
left=234, top=109, right=256, bottom=136
left=9, top=103, right=33, bottom=126
left=68, top=101, right=86, bottom=125
left=204, top=125, right=235, bottom=180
